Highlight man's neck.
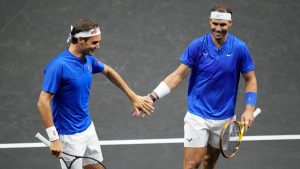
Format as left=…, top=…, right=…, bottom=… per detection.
left=68, top=44, right=84, bottom=59
left=212, top=34, right=228, bottom=49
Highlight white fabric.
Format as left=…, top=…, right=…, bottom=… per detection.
left=184, top=112, right=235, bottom=148
left=46, top=126, right=59, bottom=141
left=73, top=27, right=101, bottom=38
left=59, top=122, right=103, bottom=169
left=210, top=11, right=232, bottom=20
left=153, top=81, right=170, bottom=99
left=67, top=26, right=101, bottom=42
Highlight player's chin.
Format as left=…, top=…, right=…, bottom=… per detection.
left=88, top=49, right=95, bottom=55
left=213, top=32, right=224, bottom=40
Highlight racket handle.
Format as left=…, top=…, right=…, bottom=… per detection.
left=35, top=132, right=50, bottom=147
left=253, top=108, right=261, bottom=118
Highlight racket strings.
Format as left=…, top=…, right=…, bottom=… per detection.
left=221, top=122, right=241, bottom=156
left=82, top=157, right=103, bottom=169
left=62, top=153, right=104, bottom=169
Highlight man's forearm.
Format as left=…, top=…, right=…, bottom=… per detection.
left=244, top=71, right=258, bottom=110
left=38, top=100, right=55, bottom=128
left=105, top=67, right=136, bottom=100
left=37, top=97, right=60, bottom=141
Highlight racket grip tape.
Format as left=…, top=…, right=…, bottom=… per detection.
left=35, top=132, right=50, bottom=147
left=253, top=108, right=261, bottom=118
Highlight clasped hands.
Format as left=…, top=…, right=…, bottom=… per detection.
left=131, top=95, right=154, bottom=117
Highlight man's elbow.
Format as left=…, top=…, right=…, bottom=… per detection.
left=37, top=96, right=49, bottom=110
left=37, top=99, right=44, bottom=110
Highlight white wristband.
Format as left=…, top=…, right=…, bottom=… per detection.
left=153, top=82, right=170, bottom=99
left=46, top=126, right=59, bottom=141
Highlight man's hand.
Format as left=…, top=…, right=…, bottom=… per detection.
left=50, top=140, right=63, bottom=157
left=241, top=109, right=255, bottom=129
left=132, top=95, right=154, bottom=117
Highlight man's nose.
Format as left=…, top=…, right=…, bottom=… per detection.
left=215, top=25, right=222, bottom=31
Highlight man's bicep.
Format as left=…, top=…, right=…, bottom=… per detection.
left=101, top=64, right=111, bottom=76
left=39, top=91, right=53, bottom=103
left=242, top=70, right=256, bottom=81
left=176, top=63, right=192, bottom=78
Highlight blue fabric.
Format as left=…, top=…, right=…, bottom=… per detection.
left=42, top=49, right=105, bottom=134
left=245, top=92, right=257, bottom=107
left=179, top=33, right=254, bottom=120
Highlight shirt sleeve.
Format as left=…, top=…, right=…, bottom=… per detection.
left=240, top=44, right=255, bottom=74
left=42, top=62, right=63, bottom=94
left=179, top=39, right=201, bottom=68
left=91, top=56, right=105, bottom=74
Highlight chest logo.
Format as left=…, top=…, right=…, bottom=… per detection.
left=226, top=53, right=233, bottom=57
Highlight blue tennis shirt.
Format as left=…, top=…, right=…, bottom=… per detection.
left=179, top=33, right=254, bottom=120
left=42, top=49, right=105, bottom=134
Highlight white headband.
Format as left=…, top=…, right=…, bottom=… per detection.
left=67, top=26, right=101, bottom=42
left=210, top=11, right=232, bottom=20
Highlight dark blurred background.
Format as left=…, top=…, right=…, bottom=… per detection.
left=0, top=0, right=299, bottom=168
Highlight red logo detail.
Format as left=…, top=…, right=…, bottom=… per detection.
left=91, top=28, right=97, bottom=35
left=52, top=131, right=56, bottom=136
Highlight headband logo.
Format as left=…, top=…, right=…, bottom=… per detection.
left=90, top=28, right=99, bottom=35
left=67, top=26, right=101, bottom=43
left=210, top=11, right=232, bottom=20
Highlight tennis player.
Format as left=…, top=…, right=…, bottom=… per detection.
left=37, top=19, right=154, bottom=169
left=143, top=4, right=258, bottom=169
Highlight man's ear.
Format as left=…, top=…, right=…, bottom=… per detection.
left=229, top=19, right=233, bottom=27
left=208, top=18, right=212, bottom=24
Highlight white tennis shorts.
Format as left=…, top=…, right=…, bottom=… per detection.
left=184, top=112, right=235, bottom=148
left=59, top=122, right=103, bottom=169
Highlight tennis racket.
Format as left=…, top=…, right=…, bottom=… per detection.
left=35, top=132, right=106, bottom=169
left=220, top=108, right=261, bottom=158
